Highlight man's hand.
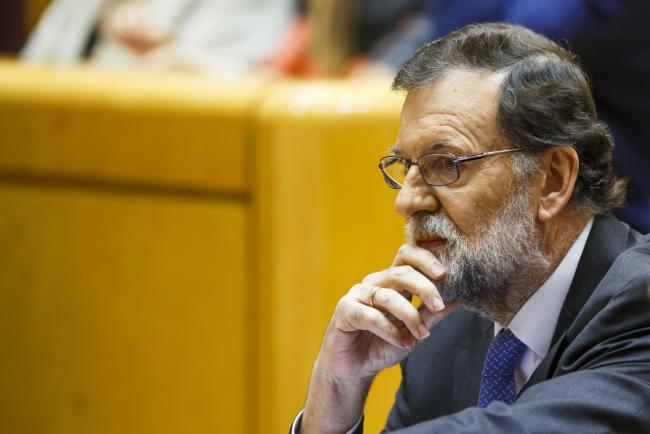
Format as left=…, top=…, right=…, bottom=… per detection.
left=301, top=244, right=458, bottom=434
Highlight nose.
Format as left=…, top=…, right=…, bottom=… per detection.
left=394, top=165, right=441, bottom=218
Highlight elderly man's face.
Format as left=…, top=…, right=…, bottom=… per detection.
left=394, top=69, right=549, bottom=315
left=394, top=69, right=519, bottom=232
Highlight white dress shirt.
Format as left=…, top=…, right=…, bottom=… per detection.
left=495, top=217, right=593, bottom=391
left=292, top=218, right=594, bottom=433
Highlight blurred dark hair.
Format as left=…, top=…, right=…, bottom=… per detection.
left=392, top=22, right=626, bottom=214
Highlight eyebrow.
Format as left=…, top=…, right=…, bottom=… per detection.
left=388, top=144, right=403, bottom=155
left=429, top=143, right=450, bottom=152
left=389, top=142, right=452, bottom=156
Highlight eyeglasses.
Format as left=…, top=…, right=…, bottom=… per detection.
left=378, top=147, right=536, bottom=189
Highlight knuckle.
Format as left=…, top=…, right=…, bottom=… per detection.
left=349, top=283, right=365, bottom=295
left=367, top=311, right=382, bottom=328
left=336, top=296, right=354, bottom=312
left=392, top=265, right=413, bottom=277
left=352, top=308, right=369, bottom=326
left=374, top=288, right=388, bottom=305
left=342, top=309, right=363, bottom=327
left=362, top=271, right=379, bottom=284
left=397, top=244, right=410, bottom=256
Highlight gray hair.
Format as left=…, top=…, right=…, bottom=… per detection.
left=393, top=22, right=626, bottom=213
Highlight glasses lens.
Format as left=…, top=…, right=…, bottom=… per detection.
left=380, top=156, right=408, bottom=188
left=419, top=154, right=458, bottom=186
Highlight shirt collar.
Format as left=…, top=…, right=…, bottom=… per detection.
left=495, top=218, right=594, bottom=358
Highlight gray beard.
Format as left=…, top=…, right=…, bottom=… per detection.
left=405, top=186, right=551, bottom=320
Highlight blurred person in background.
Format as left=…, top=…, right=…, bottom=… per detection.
left=22, top=0, right=433, bottom=76
left=267, top=0, right=434, bottom=77
left=425, top=0, right=650, bottom=233
left=348, top=0, right=434, bottom=76
left=22, top=0, right=294, bottom=74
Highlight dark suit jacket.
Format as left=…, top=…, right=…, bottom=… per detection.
left=354, top=215, right=650, bottom=433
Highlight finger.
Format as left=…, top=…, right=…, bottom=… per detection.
left=418, top=301, right=461, bottom=331
left=338, top=300, right=412, bottom=349
left=350, top=284, right=415, bottom=316
left=393, top=244, right=446, bottom=282
left=363, top=266, right=445, bottom=313
left=366, top=287, right=430, bottom=340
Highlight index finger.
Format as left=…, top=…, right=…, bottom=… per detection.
left=393, top=244, right=446, bottom=282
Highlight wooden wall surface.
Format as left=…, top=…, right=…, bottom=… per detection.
left=0, top=61, right=406, bottom=434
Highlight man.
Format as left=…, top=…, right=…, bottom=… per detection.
left=292, top=23, right=650, bottom=433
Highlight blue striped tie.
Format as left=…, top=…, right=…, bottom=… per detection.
left=477, top=328, right=528, bottom=408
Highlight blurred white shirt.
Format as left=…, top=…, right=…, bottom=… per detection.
left=22, top=0, right=294, bottom=73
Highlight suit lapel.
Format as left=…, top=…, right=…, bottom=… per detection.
left=452, top=318, right=493, bottom=409
left=519, top=215, right=634, bottom=393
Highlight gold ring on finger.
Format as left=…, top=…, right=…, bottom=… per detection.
left=369, top=287, right=380, bottom=309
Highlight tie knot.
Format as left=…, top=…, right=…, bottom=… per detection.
left=482, top=329, right=528, bottom=378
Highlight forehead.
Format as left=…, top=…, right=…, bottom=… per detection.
left=396, top=69, right=506, bottom=156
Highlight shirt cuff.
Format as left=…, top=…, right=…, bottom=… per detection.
left=290, top=409, right=363, bottom=434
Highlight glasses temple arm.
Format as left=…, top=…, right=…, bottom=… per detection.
left=454, top=147, right=536, bottom=163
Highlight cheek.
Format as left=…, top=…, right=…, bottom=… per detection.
left=440, top=162, right=519, bottom=234
left=438, top=185, right=508, bottom=235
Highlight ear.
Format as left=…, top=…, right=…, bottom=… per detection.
left=537, top=146, right=580, bottom=222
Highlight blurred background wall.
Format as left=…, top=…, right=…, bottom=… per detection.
left=0, top=62, right=408, bottom=434
left=0, top=62, right=405, bottom=434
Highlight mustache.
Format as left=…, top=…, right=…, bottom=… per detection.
left=405, top=211, right=462, bottom=245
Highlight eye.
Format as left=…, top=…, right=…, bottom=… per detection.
left=443, top=157, right=456, bottom=171
left=419, top=154, right=458, bottom=185
left=425, top=155, right=455, bottom=173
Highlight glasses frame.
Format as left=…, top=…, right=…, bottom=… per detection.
left=379, top=147, right=536, bottom=189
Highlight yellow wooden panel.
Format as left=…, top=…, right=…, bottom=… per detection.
left=0, top=61, right=263, bottom=194
left=0, top=182, right=247, bottom=434
left=254, top=80, right=406, bottom=434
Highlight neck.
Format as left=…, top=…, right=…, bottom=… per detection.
left=485, top=209, right=592, bottom=325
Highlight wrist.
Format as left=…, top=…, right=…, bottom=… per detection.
left=302, top=370, right=372, bottom=434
